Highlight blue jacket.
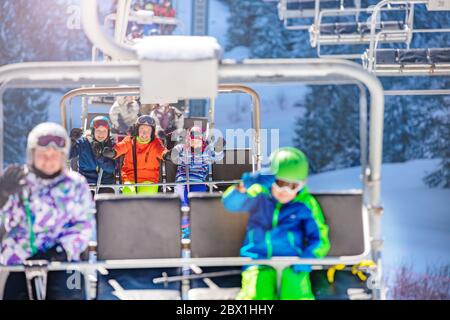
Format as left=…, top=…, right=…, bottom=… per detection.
left=222, top=172, right=330, bottom=261
left=69, top=137, right=116, bottom=185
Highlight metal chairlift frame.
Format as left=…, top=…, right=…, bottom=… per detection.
left=58, top=84, right=263, bottom=193
left=0, top=63, right=385, bottom=300
left=362, top=40, right=450, bottom=75
left=364, top=0, right=450, bottom=73
left=311, top=3, right=415, bottom=59
left=278, top=0, right=362, bottom=31
left=58, top=80, right=369, bottom=197
left=0, top=0, right=386, bottom=300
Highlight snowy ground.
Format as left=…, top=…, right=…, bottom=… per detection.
left=308, top=159, right=450, bottom=277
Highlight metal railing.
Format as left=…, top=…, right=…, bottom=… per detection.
left=59, top=84, right=263, bottom=171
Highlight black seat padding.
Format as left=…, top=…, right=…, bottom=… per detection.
left=189, top=191, right=365, bottom=258
left=429, top=48, right=450, bottom=63
left=159, top=160, right=177, bottom=186
left=397, top=49, right=429, bottom=64
left=321, top=21, right=405, bottom=36
left=189, top=193, right=249, bottom=258
left=375, top=48, right=450, bottom=65
left=375, top=49, right=398, bottom=64
left=159, top=149, right=252, bottom=191
left=314, top=192, right=365, bottom=256
left=321, top=23, right=357, bottom=35
left=212, top=149, right=253, bottom=182
left=96, top=194, right=181, bottom=260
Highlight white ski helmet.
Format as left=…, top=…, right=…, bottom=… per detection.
left=27, top=122, right=71, bottom=165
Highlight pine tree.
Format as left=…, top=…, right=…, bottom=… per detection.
left=423, top=97, right=450, bottom=188
left=0, top=0, right=93, bottom=165
left=221, top=0, right=450, bottom=184
left=293, top=85, right=360, bottom=173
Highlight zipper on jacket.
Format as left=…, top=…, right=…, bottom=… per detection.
left=272, top=202, right=282, bottom=228
left=265, top=231, right=272, bottom=259
left=265, top=203, right=282, bottom=259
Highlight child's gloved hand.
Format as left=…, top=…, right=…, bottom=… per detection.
left=102, top=147, right=116, bottom=159
left=27, top=244, right=68, bottom=262
left=91, top=141, right=103, bottom=159
left=241, top=172, right=260, bottom=189
left=235, top=182, right=247, bottom=193
left=241, top=171, right=275, bottom=189
left=0, top=165, right=27, bottom=208
left=70, top=128, right=83, bottom=144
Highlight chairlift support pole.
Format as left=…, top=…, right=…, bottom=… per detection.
left=114, top=0, right=133, bottom=46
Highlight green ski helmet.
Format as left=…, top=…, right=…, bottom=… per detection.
left=269, top=147, right=309, bottom=183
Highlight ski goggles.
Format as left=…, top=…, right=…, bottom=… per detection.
left=190, top=132, right=204, bottom=140
left=92, top=119, right=110, bottom=129
left=189, top=128, right=205, bottom=140
left=137, top=115, right=155, bottom=126
left=37, top=135, right=66, bottom=149
left=272, top=178, right=305, bottom=195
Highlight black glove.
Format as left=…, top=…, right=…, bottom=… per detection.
left=157, top=131, right=168, bottom=146
left=162, top=149, right=172, bottom=162
left=91, top=141, right=103, bottom=159
left=0, top=165, right=26, bottom=208
left=128, top=124, right=138, bottom=137
left=70, top=128, right=83, bottom=144
left=102, top=147, right=116, bottom=159
left=27, top=244, right=68, bottom=262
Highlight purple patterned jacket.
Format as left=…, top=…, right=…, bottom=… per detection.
left=0, top=169, right=95, bottom=266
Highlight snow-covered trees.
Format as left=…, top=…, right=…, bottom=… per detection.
left=221, top=0, right=449, bottom=186
left=423, top=96, right=450, bottom=188
left=0, top=0, right=93, bottom=164
left=293, top=85, right=361, bottom=173
left=221, top=0, right=314, bottom=58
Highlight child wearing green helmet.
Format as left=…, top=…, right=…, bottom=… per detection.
left=222, top=147, right=330, bottom=300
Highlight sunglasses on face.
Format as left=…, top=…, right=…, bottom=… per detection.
left=37, top=135, right=66, bottom=148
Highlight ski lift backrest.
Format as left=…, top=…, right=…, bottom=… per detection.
left=158, top=148, right=251, bottom=188
left=189, top=193, right=248, bottom=258
left=159, top=160, right=177, bottom=184
left=314, top=191, right=365, bottom=256
left=212, top=148, right=253, bottom=182
left=189, top=191, right=366, bottom=258
left=96, top=194, right=181, bottom=260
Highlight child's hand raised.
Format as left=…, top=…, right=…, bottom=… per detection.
left=236, top=182, right=247, bottom=193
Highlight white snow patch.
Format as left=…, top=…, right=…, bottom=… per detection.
left=308, top=159, right=450, bottom=273
left=134, top=36, right=222, bottom=61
